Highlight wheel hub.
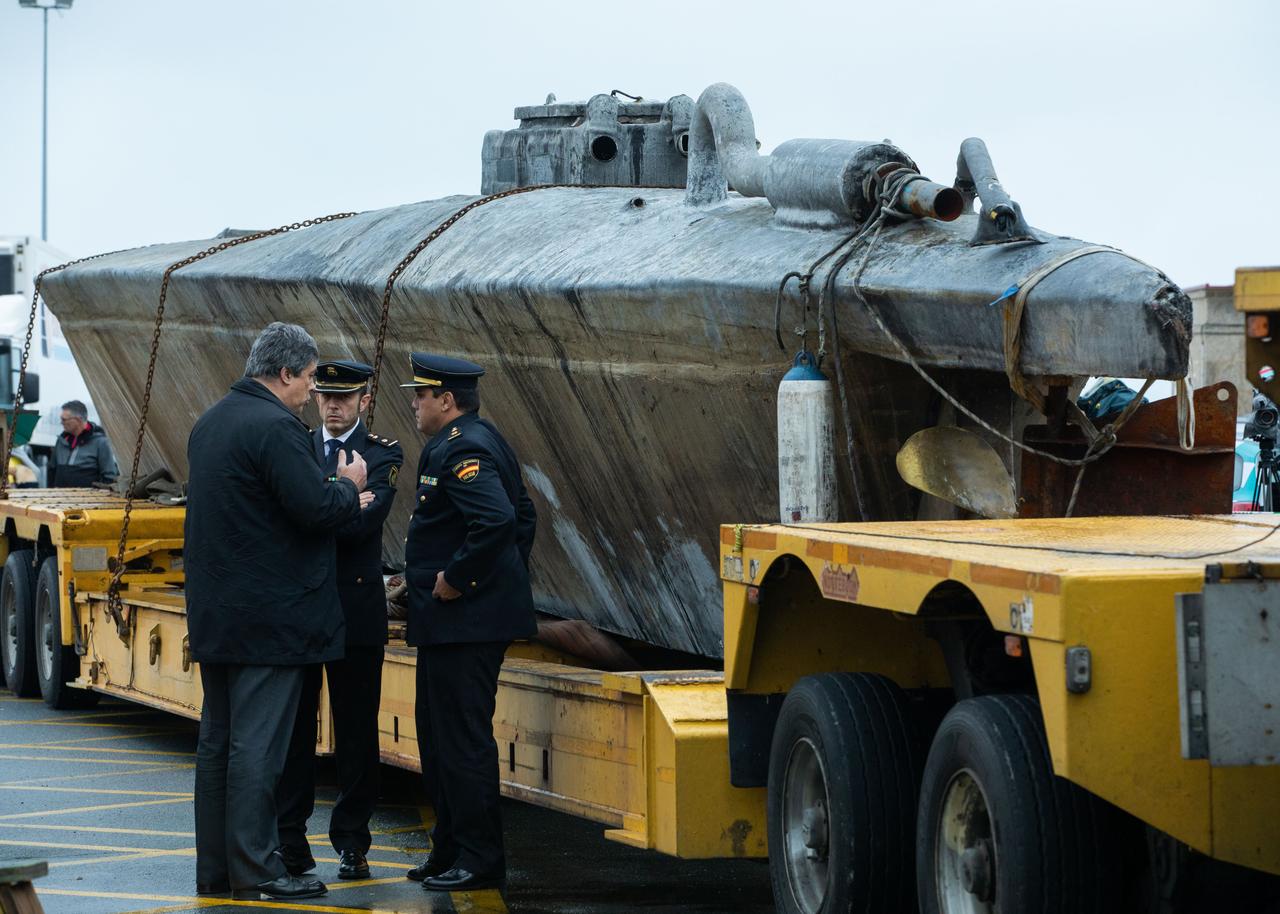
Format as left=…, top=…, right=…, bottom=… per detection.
left=936, top=769, right=997, bottom=914
left=781, top=736, right=832, bottom=913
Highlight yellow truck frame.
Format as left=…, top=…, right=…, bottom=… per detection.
left=2, top=490, right=1278, bottom=909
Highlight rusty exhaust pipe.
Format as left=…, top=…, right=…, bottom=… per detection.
left=898, top=178, right=965, bottom=222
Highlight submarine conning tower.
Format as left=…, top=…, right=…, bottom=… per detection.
left=481, top=83, right=967, bottom=231
left=481, top=91, right=695, bottom=193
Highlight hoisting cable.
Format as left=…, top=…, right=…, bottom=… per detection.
left=0, top=248, right=131, bottom=500
left=104, top=212, right=357, bottom=639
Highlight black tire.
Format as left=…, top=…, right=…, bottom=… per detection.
left=1, top=550, right=38, bottom=697
left=767, top=673, right=924, bottom=914
left=35, top=556, right=97, bottom=709
left=916, top=694, right=1114, bottom=914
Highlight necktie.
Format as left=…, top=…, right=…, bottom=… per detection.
left=326, top=439, right=342, bottom=474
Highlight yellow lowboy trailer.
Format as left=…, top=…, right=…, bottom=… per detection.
left=720, top=515, right=1280, bottom=912
left=3, top=489, right=1279, bottom=910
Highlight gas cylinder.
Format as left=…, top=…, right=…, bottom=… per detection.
left=777, top=351, right=837, bottom=523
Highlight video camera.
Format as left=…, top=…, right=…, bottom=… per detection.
left=1245, top=392, right=1280, bottom=444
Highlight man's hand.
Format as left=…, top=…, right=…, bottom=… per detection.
left=359, top=490, right=375, bottom=510
left=336, top=449, right=368, bottom=491
left=432, top=571, right=462, bottom=602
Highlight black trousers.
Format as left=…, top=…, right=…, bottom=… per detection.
left=415, top=641, right=509, bottom=877
left=278, top=646, right=385, bottom=856
left=195, top=663, right=305, bottom=889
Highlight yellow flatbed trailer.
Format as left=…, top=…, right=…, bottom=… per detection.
left=2, top=491, right=1278, bottom=910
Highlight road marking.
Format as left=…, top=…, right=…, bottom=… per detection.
left=0, top=741, right=194, bottom=756
left=0, top=837, right=191, bottom=853
left=0, top=783, right=192, bottom=797
left=43, top=728, right=189, bottom=746
left=40, top=879, right=411, bottom=911
left=0, top=761, right=195, bottom=786
left=0, top=821, right=194, bottom=838
left=452, top=889, right=510, bottom=913
left=0, top=709, right=156, bottom=724
left=0, top=796, right=188, bottom=819
left=0, top=752, right=191, bottom=767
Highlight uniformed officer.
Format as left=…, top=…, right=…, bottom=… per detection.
left=399, top=353, right=536, bottom=892
left=277, top=359, right=404, bottom=881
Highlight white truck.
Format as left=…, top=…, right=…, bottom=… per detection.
left=0, top=234, right=99, bottom=477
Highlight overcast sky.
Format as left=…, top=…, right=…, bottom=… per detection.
left=0, top=0, right=1275, bottom=289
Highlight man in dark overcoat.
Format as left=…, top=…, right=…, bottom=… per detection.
left=278, top=359, right=403, bottom=881
left=186, top=322, right=369, bottom=901
left=399, top=353, right=537, bottom=893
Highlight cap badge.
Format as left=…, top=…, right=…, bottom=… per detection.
left=453, top=459, right=480, bottom=483
left=326, top=366, right=337, bottom=376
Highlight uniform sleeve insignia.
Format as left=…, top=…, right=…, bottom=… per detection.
left=448, top=426, right=461, bottom=440
left=453, top=458, right=480, bottom=483
left=388, top=465, right=400, bottom=487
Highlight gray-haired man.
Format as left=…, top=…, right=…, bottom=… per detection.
left=186, top=322, right=370, bottom=901
left=49, top=399, right=118, bottom=487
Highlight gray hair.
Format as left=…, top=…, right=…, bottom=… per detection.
left=61, top=400, right=88, bottom=420
left=244, top=322, right=318, bottom=380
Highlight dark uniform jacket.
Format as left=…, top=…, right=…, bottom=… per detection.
left=313, top=420, right=403, bottom=646
left=405, top=411, right=537, bottom=646
left=50, top=422, right=118, bottom=487
left=185, top=378, right=361, bottom=666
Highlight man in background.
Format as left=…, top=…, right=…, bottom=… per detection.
left=186, top=323, right=368, bottom=902
left=49, top=400, right=117, bottom=487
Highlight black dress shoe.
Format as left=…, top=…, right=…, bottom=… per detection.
left=422, top=866, right=502, bottom=891
left=196, top=881, right=229, bottom=895
left=233, top=874, right=327, bottom=900
left=280, top=847, right=316, bottom=876
left=337, top=849, right=370, bottom=880
left=406, top=855, right=452, bottom=881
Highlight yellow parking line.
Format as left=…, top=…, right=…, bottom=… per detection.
left=452, top=890, right=510, bottom=913
left=49, top=850, right=180, bottom=869
left=0, top=783, right=191, bottom=797
left=0, top=837, right=191, bottom=854
left=2, top=709, right=155, bottom=724
left=43, top=728, right=187, bottom=746
left=0, top=796, right=188, bottom=819
left=41, top=880, right=409, bottom=911
left=0, top=821, right=195, bottom=837
left=0, top=761, right=195, bottom=786
left=0, top=752, right=189, bottom=767
left=0, top=719, right=169, bottom=730
left=370, top=823, right=429, bottom=835
left=0, top=741, right=194, bottom=756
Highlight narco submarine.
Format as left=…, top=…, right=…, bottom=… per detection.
left=37, top=83, right=1195, bottom=659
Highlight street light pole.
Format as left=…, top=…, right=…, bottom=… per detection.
left=18, top=0, right=74, bottom=242
left=41, top=5, right=47, bottom=241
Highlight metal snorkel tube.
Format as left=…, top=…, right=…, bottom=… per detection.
left=684, top=82, right=963, bottom=228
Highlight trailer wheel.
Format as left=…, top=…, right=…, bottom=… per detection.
left=1, top=551, right=38, bottom=697
left=767, top=673, right=923, bottom=914
left=35, top=557, right=96, bottom=709
left=916, top=695, right=1113, bottom=914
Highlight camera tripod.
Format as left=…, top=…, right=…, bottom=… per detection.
left=1250, top=435, right=1280, bottom=512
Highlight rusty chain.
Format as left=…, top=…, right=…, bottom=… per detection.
left=0, top=248, right=131, bottom=500
left=365, top=183, right=678, bottom=427
left=105, top=213, right=357, bottom=637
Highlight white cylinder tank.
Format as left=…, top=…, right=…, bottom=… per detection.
left=777, top=351, right=837, bottom=523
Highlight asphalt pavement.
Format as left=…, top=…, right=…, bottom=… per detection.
left=0, top=694, right=775, bottom=914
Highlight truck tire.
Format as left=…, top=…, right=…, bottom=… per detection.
left=916, top=694, right=1113, bottom=914
left=767, top=673, right=923, bottom=914
left=1, top=551, right=38, bottom=697
left=35, top=556, right=97, bottom=709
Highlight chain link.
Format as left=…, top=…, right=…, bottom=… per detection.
left=105, top=213, right=357, bottom=637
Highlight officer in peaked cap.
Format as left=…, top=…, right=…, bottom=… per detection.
left=400, top=352, right=537, bottom=892
left=277, top=358, right=403, bottom=882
